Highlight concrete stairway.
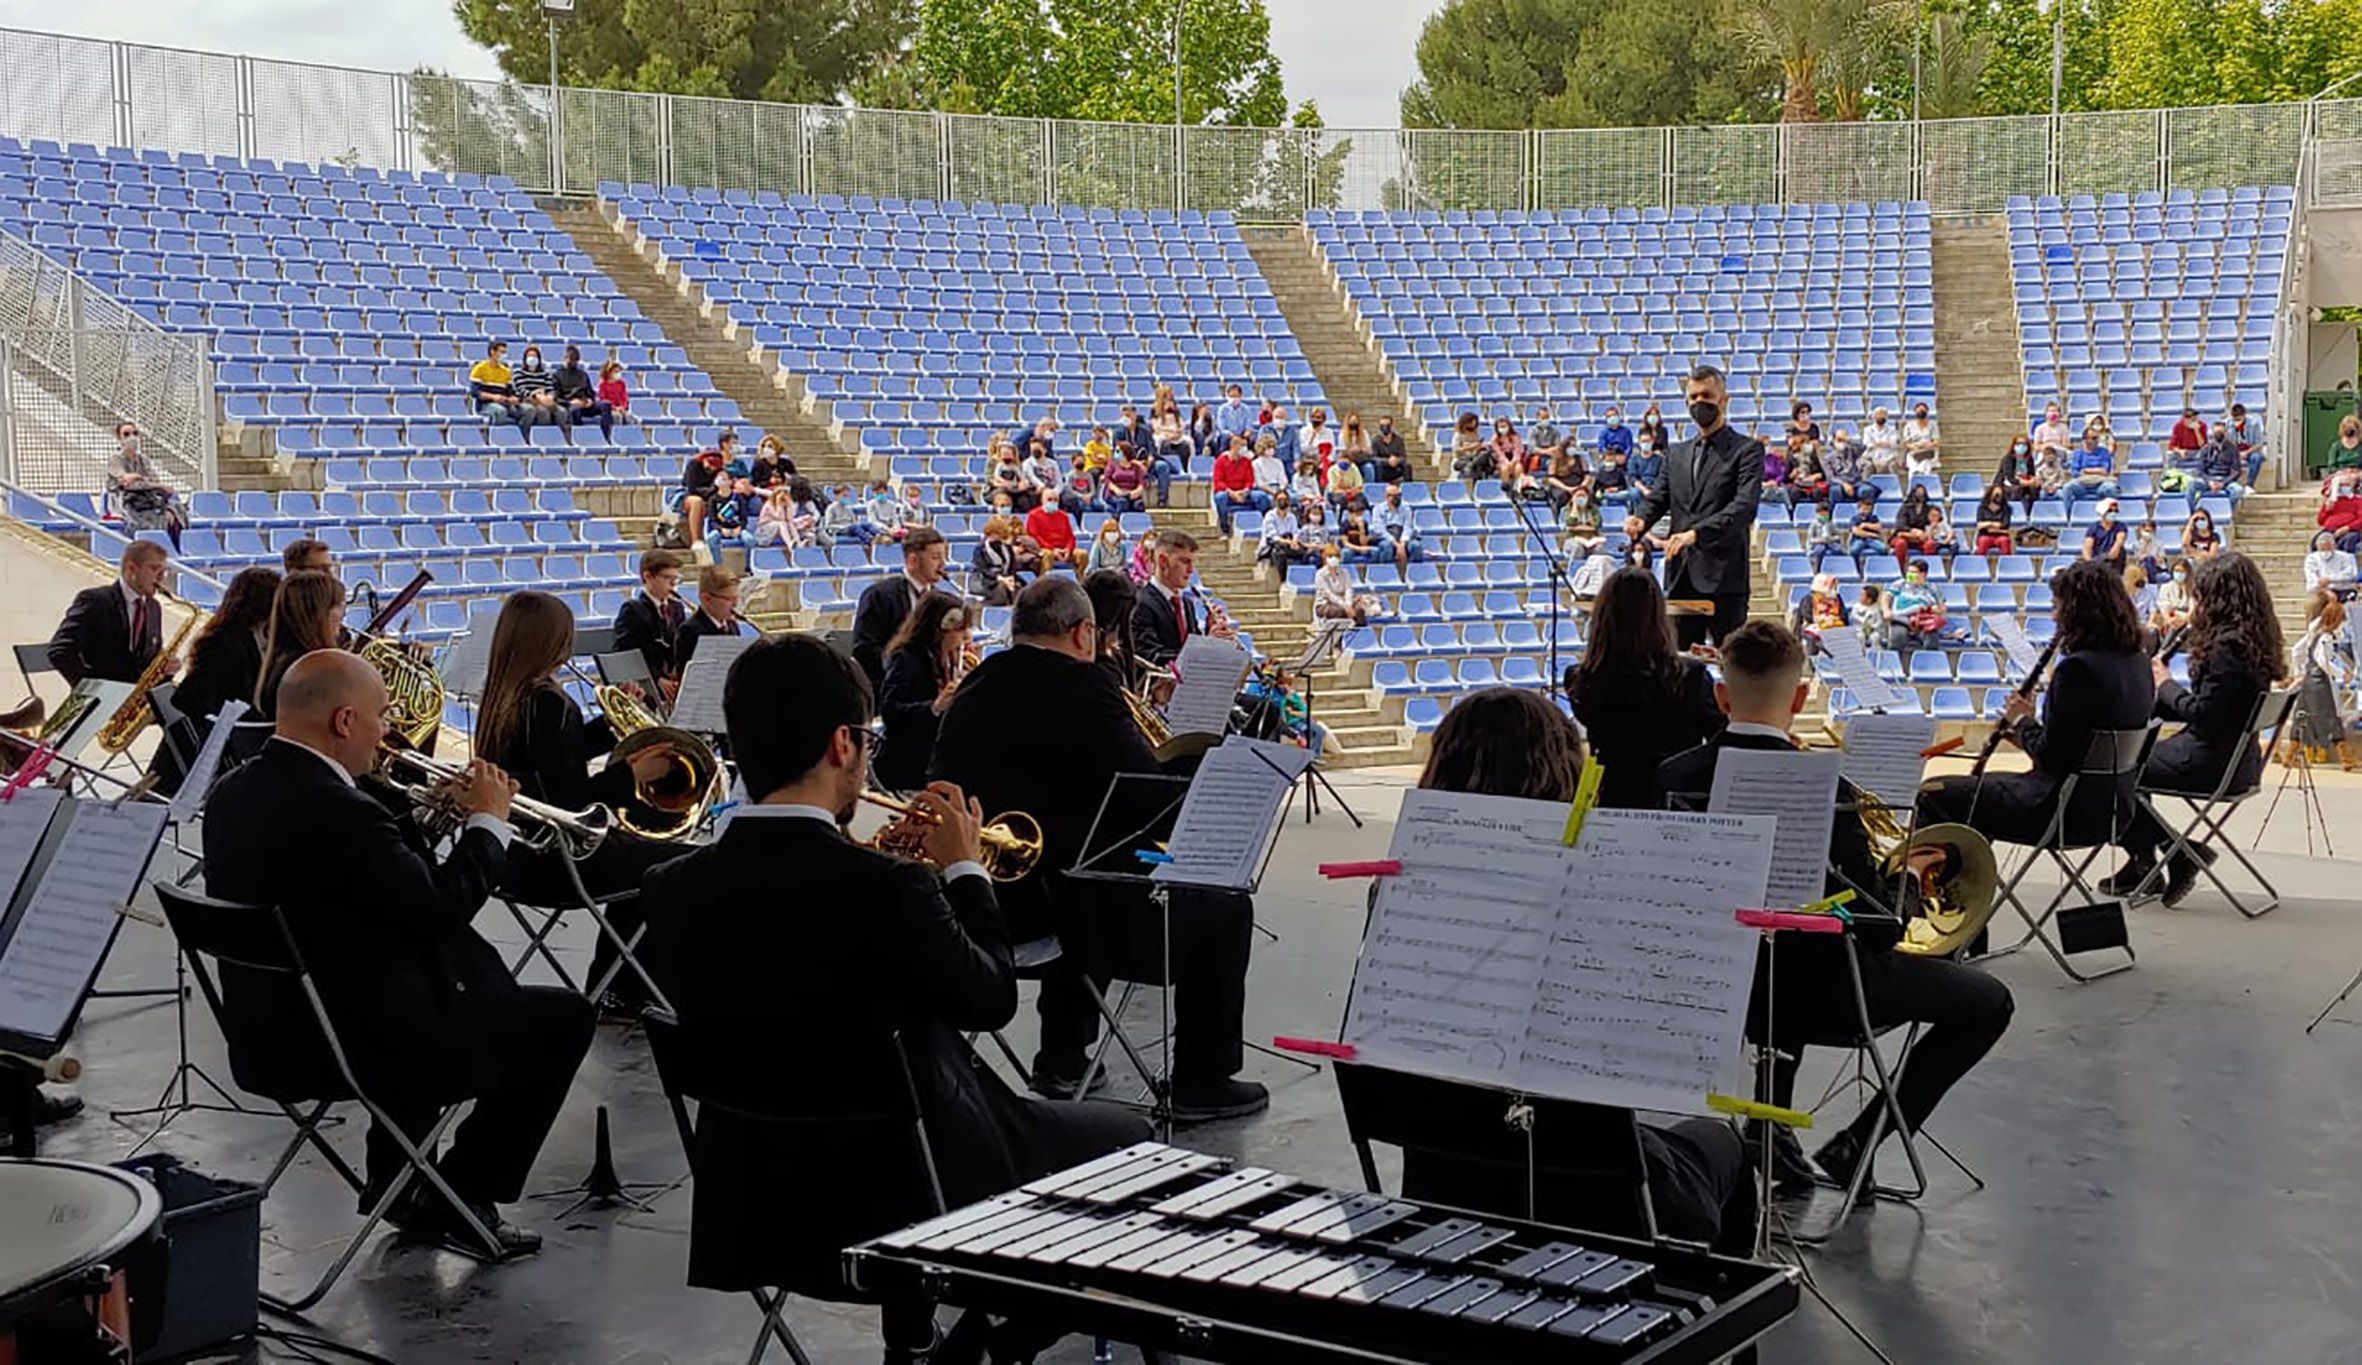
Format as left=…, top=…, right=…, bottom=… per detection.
left=2224, top=491, right=2323, bottom=636
left=1929, top=218, right=2028, bottom=468
left=1241, top=227, right=1443, bottom=474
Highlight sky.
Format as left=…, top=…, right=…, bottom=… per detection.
left=0, top=0, right=1434, bottom=130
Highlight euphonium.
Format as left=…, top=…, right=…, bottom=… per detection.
left=596, top=682, right=721, bottom=841
left=858, top=791, right=1044, bottom=882
left=97, top=592, right=200, bottom=753
left=1856, top=793, right=2001, bottom=959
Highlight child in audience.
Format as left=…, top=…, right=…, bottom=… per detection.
left=1129, top=529, right=1159, bottom=585
left=819, top=484, right=874, bottom=547
left=868, top=479, right=908, bottom=541
left=1791, top=572, right=1850, bottom=655
left=2133, top=518, right=2167, bottom=581
left=1326, top=452, right=1368, bottom=512
left=989, top=445, right=1036, bottom=513
left=1290, top=456, right=1325, bottom=508
left=1593, top=446, right=1630, bottom=508
left=1855, top=583, right=1888, bottom=653
left=1081, top=426, right=1113, bottom=475
left=1846, top=497, right=1887, bottom=564
left=1807, top=502, right=1845, bottom=570
left=754, top=486, right=812, bottom=548
left=597, top=358, right=631, bottom=423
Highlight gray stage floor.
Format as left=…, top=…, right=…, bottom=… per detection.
left=33, top=758, right=2362, bottom=1363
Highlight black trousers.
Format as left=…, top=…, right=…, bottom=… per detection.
left=504, top=836, right=684, bottom=1001
left=1918, top=771, right=2067, bottom=848
left=2122, top=734, right=2244, bottom=860
left=367, top=984, right=593, bottom=1206
left=1400, top=1121, right=1755, bottom=1257
left=1751, top=946, right=2013, bottom=1145
left=1035, top=886, right=1253, bottom=1086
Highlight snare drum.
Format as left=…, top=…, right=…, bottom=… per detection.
left=0, top=1159, right=162, bottom=1363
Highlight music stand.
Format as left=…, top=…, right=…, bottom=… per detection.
left=1283, top=623, right=1362, bottom=827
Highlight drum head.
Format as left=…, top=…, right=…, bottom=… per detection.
left=0, top=1159, right=162, bottom=1320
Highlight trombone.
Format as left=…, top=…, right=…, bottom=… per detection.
left=858, top=791, right=1043, bottom=882
left=377, top=744, right=613, bottom=859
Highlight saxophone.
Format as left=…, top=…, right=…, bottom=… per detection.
left=97, top=591, right=199, bottom=753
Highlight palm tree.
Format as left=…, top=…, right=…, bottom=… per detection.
left=1919, top=9, right=1994, bottom=120
left=1731, top=0, right=1909, bottom=122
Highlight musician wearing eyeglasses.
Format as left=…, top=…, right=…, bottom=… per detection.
left=47, top=539, right=174, bottom=686
left=1659, top=622, right=2013, bottom=1194
left=203, top=650, right=593, bottom=1260
left=635, top=635, right=1149, bottom=1341
left=931, top=577, right=1265, bottom=1121
left=676, top=564, right=749, bottom=667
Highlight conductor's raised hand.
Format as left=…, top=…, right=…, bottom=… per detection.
left=912, top=780, right=985, bottom=871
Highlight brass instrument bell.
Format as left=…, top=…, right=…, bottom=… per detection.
left=858, top=791, right=1044, bottom=882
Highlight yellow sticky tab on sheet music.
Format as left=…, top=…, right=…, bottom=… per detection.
left=1561, top=757, right=1605, bottom=846
left=1706, top=1094, right=1814, bottom=1129
left=1798, top=889, right=1857, bottom=916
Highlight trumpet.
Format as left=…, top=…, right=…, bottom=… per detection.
left=377, top=745, right=612, bottom=858
left=858, top=790, right=1043, bottom=882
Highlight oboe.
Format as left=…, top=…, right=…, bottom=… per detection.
left=1970, top=634, right=2062, bottom=778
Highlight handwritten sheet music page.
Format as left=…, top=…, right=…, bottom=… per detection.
left=665, top=633, right=753, bottom=736
left=1839, top=711, right=1936, bottom=813
left=1149, top=737, right=1309, bottom=890
left=1163, top=635, right=1253, bottom=738
left=1344, top=793, right=1774, bottom=1114
left=0, top=799, right=167, bottom=1045
left=1707, top=747, right=1844, bottom=911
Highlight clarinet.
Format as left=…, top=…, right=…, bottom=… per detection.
left=2155, top=625, right=2188, bottom=663
left=1970, top=634, right=2063, bottom=777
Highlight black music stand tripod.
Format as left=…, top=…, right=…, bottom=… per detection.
left=1282, top=622, right=1362, bottom=828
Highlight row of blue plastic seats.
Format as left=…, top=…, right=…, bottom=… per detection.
left=1318, top=199, right=1927, bottom=222
left=811, top=373, right=1320, bottom=406
left=2014, top=276, right=2275, bottom=305
left=173, top=517, right=612, bottom=561
left=2015, top=397, right=2269, bottom=435
left=1377, top=656, right=1562, bottom=694
left=276, top=420, right=719, bottom=458
left=318, top=455, right=688, bottom=492
left=2024, top=344, right=2267, bottom=373
left=696, top=274, right=1268, bottom=308
left=218, top=362, right=706, bottom=398
left=8, top=196, right=556, bottom=238
left=203, top=318, right=670, bottom=354
left=794, top=347, right=1302, bottom=379
left=226, top=392, right=728, bottom=428
left=5, top=140, right=517, bottom=189
left=1344, top=267, right=1930, bottom=297
left=133, top=280, right=630, bottom=314
left=1391, top=330, right=1928, bottom=363
left=2036, top=362, right=2270, bottom=394
left=11, top=217, right=557, bottom=257
left=616, top=185, right=1247, bottom=223
left=628, top=198, right=1248, bottom=234
left=44, top=233, right=581, bottom=273
left=669, top=224, right=1252, bottom=259
left=185, top=485, right=584, bottom=522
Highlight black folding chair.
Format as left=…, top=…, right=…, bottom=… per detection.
left=1989, top=724, right=2158, bottom=982
left=2126, top=688, right=2297, bottom=917
left=644, top=1010, right=948, bottom=1365
left=153, top=885, right=504, bottom=1311
left=979, top=934, right=1164, bottom=1109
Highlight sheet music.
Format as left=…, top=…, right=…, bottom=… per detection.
left=1149, top=737, right=1309, bottom=890
left=0, top=789, right=65, bottom=915
left=1987, top=615, right=2041, bottom=679
left=439, top=627, right=495, bottom=698
left=1343, top=793, right=1774, bottom=1114
left=665, top=632, right=752, bottom=735
left=169, top=699, right=248, bottom=824
left=1840, top=711, right=1936, bottom=813
left=57, top=680, right=133, bottom=761
left=1816, top=629, right=1912, bottom=712
left=0, top=799, right=167, bottom=1044
left=1163, top=635, right=1252, bottom=737
left=1707, top=746, right=1843, bottom=910
left=1515, top=811, right=1775, bottom=1112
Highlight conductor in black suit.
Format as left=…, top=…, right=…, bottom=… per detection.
left=637, top=634, right=1149, bottom=1330
left=203, top=651, right=592, bottom=1259
left=48, top=538, right=173, bottom=684
left=1625, top=363, right=1765, bottom=647
left=932, top=576, right=1266, bottom=1122
left=851, top=525, right=954, bottom=690
left=1131, top=528, right=1238, bottom=668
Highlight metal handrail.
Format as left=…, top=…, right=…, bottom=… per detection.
left=0, top=475, right=230, bottom=597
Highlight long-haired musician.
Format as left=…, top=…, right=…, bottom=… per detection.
left=2106, top=551, right=2287, bottom=904
left=1659, top=622, right=2013, bottom=1193
left=635, top=635, right=1148, bottom=1343
left=1566, top=566, right=1727, bottom=810
left=1916, top=559, right=2155, bottom=845
left=204, top=650, right=590, bottom=1259
left=1082, top=568, right=1147, bottom=692
left=152, top=564, right=281, bottom=793
left=873, top=592, right=972, bottom=793
left=251, top=569, right=345, bottom=719
left=474, top=590, right=686, bottom=1002
left=1405, top=686, right=1757, bottom=1251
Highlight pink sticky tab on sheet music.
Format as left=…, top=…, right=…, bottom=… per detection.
left=1271, top=1037, right=1357, bottom=1060
left=1735, top=909, right=1845, bottom=934
left=1318, top=860, right=1401, bottom=879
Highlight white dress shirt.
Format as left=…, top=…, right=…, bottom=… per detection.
left=725, top=801, right=985, bottom=884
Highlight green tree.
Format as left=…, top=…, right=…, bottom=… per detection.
left=1401, top=0, right=1775, bottom=131
left=1918, top=6, right=1995, bottom=118
left=449, top=0, right=916, bottom=103
left=1728, top=0, right=1908, bottom=121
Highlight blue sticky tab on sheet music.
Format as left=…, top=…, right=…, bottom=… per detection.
left=1135, top=850, right=1173, bottom=866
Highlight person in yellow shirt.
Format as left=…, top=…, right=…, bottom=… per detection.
left=468, top=341, right=523, bottom=428
left=1080, top=426, right=1112, bottom=474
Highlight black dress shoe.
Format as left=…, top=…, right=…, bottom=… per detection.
left=33, top=1089, right=84, bottom=1127
left=2161, top=844, right=2219, bottom=908
left=1027, top=1066, right=1111, bottom=1102
left=1814, top=1129, right=1869, bottom=1192
left=389, top=1188, right=542, bottom=1261
left=2099, top=857, right=2157, bottom=897
left=1167, top=1078, right=1270, bottom=1123
left=1769, top=1127, right=1819, bottom=1195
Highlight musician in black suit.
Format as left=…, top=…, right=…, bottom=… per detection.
left=1131, top=528, right=1238, bottom=668
left=675, top=563, right=749, bottom=668
left=203, top=651, right=591, bottom=1258
left=850, top=526, right=954, bottom=690
left=1660, top=623, right=2013, bottom=1192
left=47, top=539, right=172, bottom=684
left=1918, top=559, right=2156, bottom=847
left=1565, top=566, right=1726, bottom=810
left=637, top=634, right=1149, bottom=1335
left=1623, top=364, right=1765, bottom=646
left=611, top=548, right=689, bottom=703
left=931, top=576, right=1266, bottom=1122
left=150, top=565, right=278, bottom=795
left=2107, top=552, right=2286, bottom=905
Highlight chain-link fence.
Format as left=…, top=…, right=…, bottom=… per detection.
left=0, top=24, right=2342, bottom=218
left=0, top=226, right=213, bottom=496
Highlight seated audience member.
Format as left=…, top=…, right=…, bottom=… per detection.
left=468, top=340, right=523, bottom=427
left=1368, top=483, right=1420, bottom=570
left=1212, top=437, right=1270, bottom=533
left=1021, top=443, right=1065, bottom=505
left=2307, top=529, right=2359, bottom=599
left=1822, top=426, right=1866, bottom=507
left=596, top=359, right=631, bottom=424
left=2032, top=403, right=2073, bottom=467
left=1861, top=406, right=1901, bottom=474
left=1213, top=383, right=1256, bottom=444
left=1101, top=446, right=1148, bottom=514
left=1490, top=418, right=1527, bottom=482
left=2064, top=428, right=2119, bottom=507
left=2168, top=407, right=2208, bottom=468
left=1398, top=688, right=1753, bottom=1249
left=2193, top=427, right=2245, bottom=501
left=1263, top=404, right=1300, bottom=465
left=1973, top=484, right=2015, bottom=555
left=1787, top=442, right=1829, bottom=509
left=640, top=634, right=1150, bottom=1341
left=742, top=435, right=794, bottom=488
left=1297, top=502, right=1334, bottom=559
left=1527, top=404, right=1565, bottom=469
left=2294, top=592, right=2360, bottom=730
left=1545, top=438, right=1589, bottom=510
left=1627, top=427, right=1667, bottom=508
left=1289, top=455, right=1325, bottom=510
left=973, top=517, right=1028, bottom=607
left=1565, top=567, right=1725, bottom=810
left=251, top=570, right=345, bottom=720
left=1151, top=395, right=1191, bottom=475
left=1257, top=493, right=1310, bottom=566
left=2152, top=557, right=2196, bottom=636
left=2183, top=508, right=2222, bottom=561
left=2126, top=564, right=2159, bottom=626
left=1025, top=498, right=1079, bottom=566
left=2226, top=402, right=2264, bottom=487
left=1079, top=426, right=1112, bottom=476
left=1885, top=560, right=1946, bottom=650
left=672, top=444, right=729, bottom=552
left=510, top=346, right=561, bottom=430
left=612, top=549, right=689, bottom=703
left=108, top=422, right=186, bottom=549
left=1338, top=412, right=1374, bottom=481
left=1450, top=412, right=1490, bottom=481
left=552, top=345, right=613, bottom=439
left=2322, top=464, right=2362, bottom=551
left=2131, top=519, right=2166, bottom=581
left=2107, top=553, right=2287, bottom=904
left=1563, top=487, right=1606, bottom=558
left=1658, top=623, right=2013, bottom=1193
left=1596, top=405, right=1634, bottom=462
left=1995, top=434, right=2042, bottom=512
left=931, top=578, right=1262, bottom=1118
left=2082, top=498, right=2129, bottom=569
left=755, top=481, right=817, bottom=548
left=1336, top=507, right=1381, bottom=564
left=1888, top=485, right=1938, bottom=558
left=818, top=485, right=875, bottom=547
left=1249, top=436, right=1289, bottom=499
left=1855, top=583, right=1888, bottom=650
left=1312, top=547, right=1376, bottom=626
left=1084, top=520, right=1129, bottom=576
left=861, top=479, right=907, bottom=544
left=1786, top=399, right=1822, bottom=448
left=204, top=650, right=590, bottom=1259
left=1758, top=440, right=1790, bottom=502
left=1370, top=416, right=1412, bottom=483
left=1326, top=451, right=1368, bottom=512
left=1301, top=407, right=1339, bottom=469
left=1790, top=571, right=1850, bottom=653
left=1804, top=502, right=1844, bottom=569
left=875, top=592, right=973, bottom=793
left=1127, top=529, right=1159, bottom=586
left=1846, top=497, right=1887, bottom=564
left=1902, top=403, right=1942, bottom=476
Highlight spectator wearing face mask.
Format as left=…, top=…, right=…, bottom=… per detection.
left=1368, top=484, right=1421, bottom=572
left=2033, top=404, right=2073, bottom=464
left=2182, top=510, right=2222, bottom=560
left=1370, top=415, right=1410, bottom=483
left=2193, top=428, right=2245, bottom=501
left=1885, top=560, right=1946, bottom=650
left=1086, top=519, right=1130, bottom=576
left=2062, top=428, right=2119, bottom=508
left=510, top=345, right=562, bottom=431
left=1995, top=434, right=2043, bottom=512
left=1596, top=407, right=1633, bottom=460
left=551, top=345, right=613, bottom=439
left=2082, top=499, right=2129, bottom=571
left=1861, top=407, right=1902, bottom=475
left=2168, top=408, right=2209, bottom=470
left=1901, top=404, right=1941, bottom=477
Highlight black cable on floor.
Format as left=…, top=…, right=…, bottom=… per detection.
left=253, top=1314, right=402, bottom=1365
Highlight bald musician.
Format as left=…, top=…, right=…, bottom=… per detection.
left=203, top=651, right=591, bottom=1259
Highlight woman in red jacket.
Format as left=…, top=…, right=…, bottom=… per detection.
left=1212, top=434, right=1271, bottom=535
